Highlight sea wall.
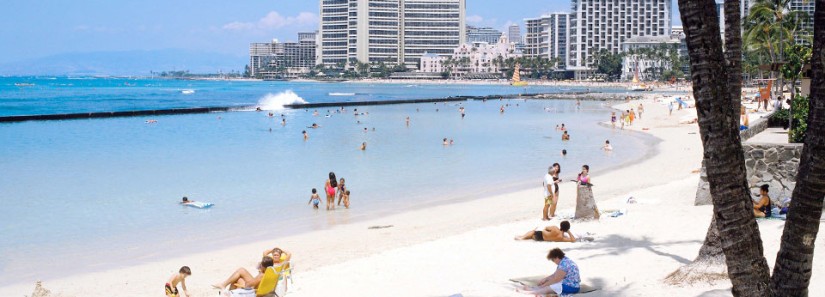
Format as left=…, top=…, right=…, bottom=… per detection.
left=694, top=115, right=800, bottom=205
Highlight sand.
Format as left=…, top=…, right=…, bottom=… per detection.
left=3, top=95, right=823, bottom=297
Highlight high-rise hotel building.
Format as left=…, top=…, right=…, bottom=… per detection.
left=525, top=13, right=571, bottom=69
left=568, top=0, right=673, bottom=72
left=318, top=0, right=466, bottom=70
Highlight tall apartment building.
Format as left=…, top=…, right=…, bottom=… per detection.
left=249, top=32, right=317, bottom=79
left=524, top=13, right=571, bottom=68
left=467, top=26, right=503, bottom=44
left=789, top=0, right=814, bottom=43
left=568, top=0, right=673, bottom=74
left=318, top=0, right=466, bottom=70
left=508, top=24, right=522, bottom=44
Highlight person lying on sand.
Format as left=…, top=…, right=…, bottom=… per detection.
left=212, top=257, right=274, bottom=291
left=515, top=221, right=576, bottom=242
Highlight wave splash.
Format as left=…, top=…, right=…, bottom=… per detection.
left=255, top=90, right=307, bottom=110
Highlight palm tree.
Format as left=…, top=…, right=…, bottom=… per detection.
left=746, top=0, right=809, bottom=97
left=674, top=0, right=825, bottom=295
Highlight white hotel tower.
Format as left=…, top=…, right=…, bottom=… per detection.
left=318, top=0, right=466, bottom=70
left=567, top=0, right=673, bottom=75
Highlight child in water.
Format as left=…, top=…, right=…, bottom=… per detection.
left=165, top=266, right=191, bottom=297
left=342, top=190, right=351, bottom=208
left=308, top=188, right=321, bottom=209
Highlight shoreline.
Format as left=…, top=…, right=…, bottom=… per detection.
left=0, top=93, right=703, bottom=296
left=0, top=99, right=655, bottom=285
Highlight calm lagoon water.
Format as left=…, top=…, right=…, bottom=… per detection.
left=0, top=79, right=653, bottom=283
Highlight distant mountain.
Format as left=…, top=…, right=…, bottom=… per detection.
left=0, top=49, right=247, bottom=76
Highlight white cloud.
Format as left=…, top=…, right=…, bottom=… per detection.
left=466, top=15, right=484, bottom=24
left=223, top=11, right=319, bottom=32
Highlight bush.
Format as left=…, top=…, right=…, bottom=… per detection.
left=789, top=95, right=809, bottom=143
left=769, top=109, right=790, bottom=128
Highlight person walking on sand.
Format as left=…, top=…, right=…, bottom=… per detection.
left=515, top=221, right=576, bottom=242
left=668, top=100, right=674, bottom=116
left=166, top=266, right=191, bottom=297
left=325, top=172, right=338, bottom=210
left=516, top=248, right=581, bottom=295
left=638, top=103, right=644, bottom=119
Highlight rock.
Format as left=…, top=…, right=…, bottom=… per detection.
left=755, top=160, right=768, bottom=173
left=779, top=148, right=795, bottom=161
left=745, top=159, right=755, bottom=170
left=765, top=149, right=778, bottom=163
left=751, top=149, right=765, bottom=159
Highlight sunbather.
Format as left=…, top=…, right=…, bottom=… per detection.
left=262, top=247, right=292, bottom=264
left=515, top=221, right=576, bottom=242
left=212, top=257, right=274, bottom=291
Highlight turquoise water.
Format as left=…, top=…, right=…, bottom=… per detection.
left=0, top=78, right=653, bottom=284
left=0, top=76, right=623, bottom=116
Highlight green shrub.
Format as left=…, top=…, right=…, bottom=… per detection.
left=789, top=95, right=810, bottom=143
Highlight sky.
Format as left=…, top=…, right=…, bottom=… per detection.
left=0, top=0, right=682, bottom=65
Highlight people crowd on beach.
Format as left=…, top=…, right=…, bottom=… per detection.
left=192, top=98, right=652, bottom=297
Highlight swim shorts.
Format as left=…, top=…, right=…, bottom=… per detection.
left=165, top=283, right=179, bottom=297
left=533, top=231, right=544, bottom=241
left=545, top=195, right=554, bottom=206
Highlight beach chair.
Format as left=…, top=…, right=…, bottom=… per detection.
left=273, top=261, right=293, bottom=295
left=225, top=266, right=282, bottom=297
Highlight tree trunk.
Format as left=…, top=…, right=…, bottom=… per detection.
left=665, top=216, right=728, bottom=284
left=575, top=185, right=599, bottom=220
left=678, top=0, right=772, bottom=295
left=770, top=1, right=825, bottom=294
left=671, top=0, right=744, bottom=285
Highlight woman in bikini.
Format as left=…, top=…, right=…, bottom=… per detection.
left=548, top=163, right=561, bottom=218
left=325, top=172, right=338, bottom=210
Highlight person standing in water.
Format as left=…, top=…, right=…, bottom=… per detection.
left=325, top=172, right=338, bottom=210
left=302, top=130, right=309, bottom=141
left=337, top=178, right=347, bottom=206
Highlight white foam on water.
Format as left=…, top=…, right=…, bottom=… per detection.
left=254, top=90, right=308, bottom=111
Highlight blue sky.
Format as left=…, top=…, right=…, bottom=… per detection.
left=0, top=0, right=681, bottom=64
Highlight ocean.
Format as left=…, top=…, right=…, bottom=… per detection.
left=0, top=77, right=654, bottom=283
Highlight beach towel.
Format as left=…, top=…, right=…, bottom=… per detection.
left=509, top=276, right=599, bottom=295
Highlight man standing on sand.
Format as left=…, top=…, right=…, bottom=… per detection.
left=515, top=221, right=576, bottom=242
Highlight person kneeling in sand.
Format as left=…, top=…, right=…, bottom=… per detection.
left=515, top=221, right=576, bottom=242
left=166, top=266, right=191, bottom=297
left=212, top=257, right=274, bottom=291
left=517, top=248, right=581, bottom=296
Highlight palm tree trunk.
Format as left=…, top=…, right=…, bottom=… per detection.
left=678, top=0, right=772, bottom=295
left=770, top=1, right=825, bottom=294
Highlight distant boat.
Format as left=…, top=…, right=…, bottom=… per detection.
left=14, top=83, right=35, bottom=87
left=181, top=89, right=195, bottom=95
left=627, top=85, right=647, bottom=91
left=329, top=92, right=355, bottom=96
left=511, top=64, right=528, bottom=87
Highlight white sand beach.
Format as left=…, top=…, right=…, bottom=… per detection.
left=3, top=96, right=823, bottom=297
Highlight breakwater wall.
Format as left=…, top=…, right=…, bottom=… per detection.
left=0, top=92, right=603, bottom=123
